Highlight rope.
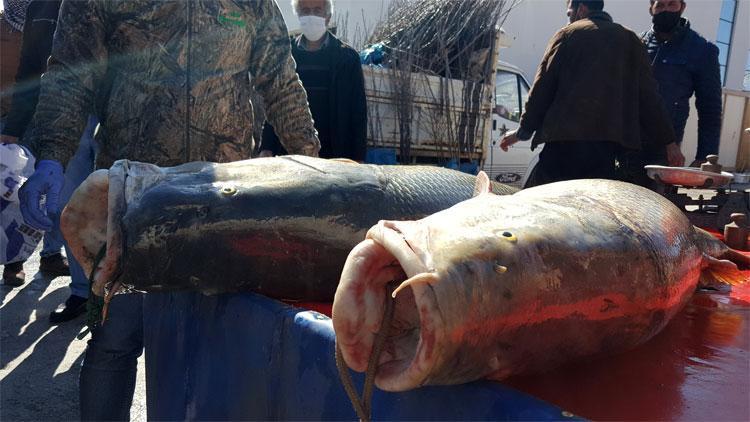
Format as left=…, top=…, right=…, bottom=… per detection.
left=85, top=244, right=125, bottom=325
left=86, top=245, right=108, bottom=328
left=335, top=343, right=368, bottom=420
left=336, top=284, right=396, bottom=422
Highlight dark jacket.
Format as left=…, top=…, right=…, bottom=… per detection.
left=2, top=0, right=61, bottom=139
left=24, top=0, right=319, bottom=169
left=641, top=20, right=722, bottom=161
left=260, top=33, right=367, bottom=161
left=519, top=11, right=676, bottom=151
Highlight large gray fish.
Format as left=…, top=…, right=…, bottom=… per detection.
left=61, top=156, right=517, bottom=301
left=332, top=174, right=749, bottom=392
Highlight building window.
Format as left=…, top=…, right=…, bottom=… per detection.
left=716, top=0, right=737, bottom=85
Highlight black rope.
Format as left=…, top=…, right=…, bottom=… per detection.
left=335, top=284, right=396, bottom=422
left=85, top=245, right=108, bottom=328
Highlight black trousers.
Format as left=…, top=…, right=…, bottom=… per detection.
left=615, top=142, right=667, bottom=190
left=525, top=141, right=618, bottom=188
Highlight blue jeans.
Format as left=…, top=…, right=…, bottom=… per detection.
left=42, top=116, right=98, bottom=297
left=80, top=292, right=144, bottom=421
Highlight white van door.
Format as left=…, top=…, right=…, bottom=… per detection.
left=483, top=69, right=540, bottom=187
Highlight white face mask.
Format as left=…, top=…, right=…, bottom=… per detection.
left=299, top=15, right=327, bottom=42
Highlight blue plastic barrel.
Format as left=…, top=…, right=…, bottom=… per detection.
left=365, top=148, right=398, bottom=165
left=143, top=292, right=582, bottom=420
left=444, top=159, right=479, bottom=175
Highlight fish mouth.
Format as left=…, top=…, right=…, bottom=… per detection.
left=332, top=221, right=444, bottom=392
left=61, top=161, right=166, bottom=297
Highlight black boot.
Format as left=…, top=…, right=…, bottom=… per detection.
left=49, top=295, right=88, bottom=324
left=39, top=253, right=70, bottom=277
left=2, top=261, right=26, bottom=287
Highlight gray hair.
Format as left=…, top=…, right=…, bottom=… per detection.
left=291, top=0, right=334, bottom=17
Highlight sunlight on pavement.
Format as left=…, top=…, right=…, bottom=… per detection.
left=1, top=285, right=22, bottom=308
left=53, top=327, right=89, bottom=377
left=0, top=325, right=56, bottom=381
left=17, top=309, right=36, bottom=336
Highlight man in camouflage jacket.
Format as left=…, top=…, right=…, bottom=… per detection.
left=24, top=0, right=320, bottom=171
left=18, top=1, right=320, bottom=420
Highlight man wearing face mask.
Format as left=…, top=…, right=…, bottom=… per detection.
left=500, top=0, right=684, bottom=187
left=641, top=0, right=722, bottom=167
left=259, top=0, right=367, bottom=161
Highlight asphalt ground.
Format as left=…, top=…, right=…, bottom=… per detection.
left=0, top=248, right=146, bottom=421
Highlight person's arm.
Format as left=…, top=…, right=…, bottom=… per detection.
left=518, top=29, right=567, bottom=138
left=18, top=0, right=109, bottom=231
left=23, top=0, right=108, bottom=165
left=693, top=42, right=722, bottom=161
left=248, top=0, right=320, bottom=157
left=346, top=48, right=367, bottom=162
left=2, top=0, right=60, bottom=140
left=501, top=29, right=566, bottom=150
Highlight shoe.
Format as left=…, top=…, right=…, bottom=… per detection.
left=39, top=253, right=70, bottom=277
left=49, top=295, right=88, bottom=324
left=2, top=261, right=26, bottom=287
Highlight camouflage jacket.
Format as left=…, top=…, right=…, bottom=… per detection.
left=26, top=0, right=320, bottom=168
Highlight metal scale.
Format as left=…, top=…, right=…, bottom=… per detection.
left=656, top=181, right=750, bottom=231
left=645, top=156, right=750, bottom=231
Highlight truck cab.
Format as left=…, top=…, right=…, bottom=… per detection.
left=482, top=61, right=539, bottom=188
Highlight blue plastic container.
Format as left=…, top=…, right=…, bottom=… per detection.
left=143, top=292, right=582, bottom=420
left=365, top=148, right=398, bottom=165
left=444, top=158, right=479, bottom=175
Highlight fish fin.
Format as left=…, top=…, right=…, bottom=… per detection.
left=473, top=171, right=492, bottom=197
left=692, top=226, right=750, bottom=271
left=701, top=254, right=750, bottom=286
left=722, top=248, right=750, bottom=270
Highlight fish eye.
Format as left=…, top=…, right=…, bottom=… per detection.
left=220, top=186, right=237, bottom=196
left=501, top=231, right=517, bottom=242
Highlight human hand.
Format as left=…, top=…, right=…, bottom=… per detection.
left=665, top=142, right=685, bottom=168
left=499, top=130, right=519, bottom=152
left=302, top=143, right=320, bottom=158
left=1, top=134, right=19, bottom=144
left=19, top=160, right=65, bottom=231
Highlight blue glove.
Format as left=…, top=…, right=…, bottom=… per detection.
left=19, top=159, right=64, bottom=231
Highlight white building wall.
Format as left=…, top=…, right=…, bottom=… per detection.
left=724, top=0, right=749, bottom=91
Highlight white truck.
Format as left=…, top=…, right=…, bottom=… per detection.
left=485, top=61, right=537, bottom=187
left=362, top=40, right=539, bottom=188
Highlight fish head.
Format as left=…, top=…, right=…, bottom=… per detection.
left=333, top=192, right=526, bottom=392
left=60, top=169, right=110, bottom=280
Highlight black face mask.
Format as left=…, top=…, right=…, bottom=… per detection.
left=652, top=11, right=681, bottom=33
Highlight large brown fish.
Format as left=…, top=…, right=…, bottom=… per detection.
left=332, top=174, right=749, bottom=392
left=60, top=156, right=517, bottom=301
